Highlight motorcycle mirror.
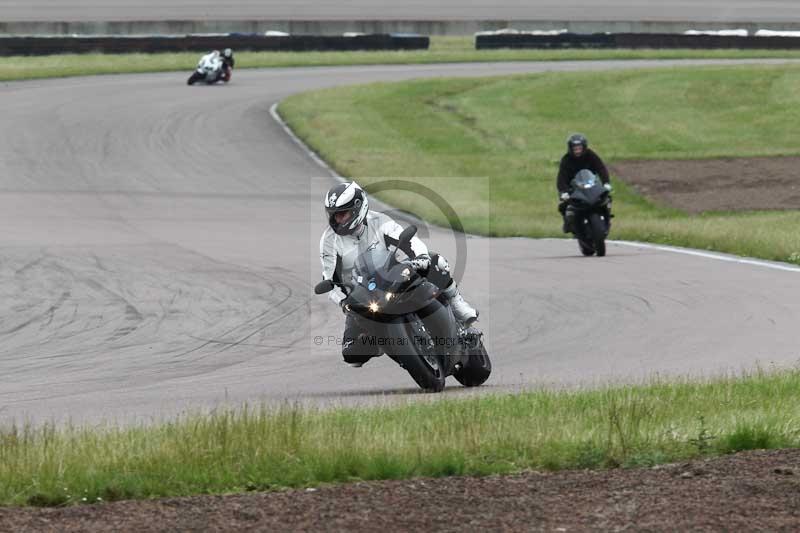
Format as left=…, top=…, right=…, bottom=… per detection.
left=314, top=279, right=335, bottom=295
left=397, top=225, right=417, bottom=249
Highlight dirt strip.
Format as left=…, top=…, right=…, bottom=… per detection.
left=611, top=156, right=800, bottom=213
left=2, top=449, right=799, bottom=532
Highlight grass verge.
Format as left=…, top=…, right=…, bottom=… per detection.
left=1, top=370, right=799, bottom=506
left=279, top=64, right=800, bottom=264
left=3, top=37, right=800, bottom=81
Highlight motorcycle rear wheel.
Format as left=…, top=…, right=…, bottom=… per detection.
left=453, top=339, right=492, bottom=387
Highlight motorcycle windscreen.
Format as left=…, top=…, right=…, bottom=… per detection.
left=571, top=169, right=599, bottom=190
left=352, top=246, right=392, bottom=285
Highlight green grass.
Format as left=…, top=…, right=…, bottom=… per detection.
left=279, top=64, right=800, bottom=264
left=2, top=370, right=799, bottom=506
left=3, top=37, right=800, bottom=81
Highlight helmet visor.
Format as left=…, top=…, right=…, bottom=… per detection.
left=333, top=210, right=353, bottom=226
left=326, top=204, right=360, bottom=235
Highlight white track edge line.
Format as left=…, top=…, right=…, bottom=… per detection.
left=270, top=101, right=800, bottom=274
left=270, top=102, right=346, bottom=183
left=609, top=240, right=800, bottom=272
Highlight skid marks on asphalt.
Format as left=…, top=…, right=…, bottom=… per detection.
left=0, top=246, right=311, bottom=397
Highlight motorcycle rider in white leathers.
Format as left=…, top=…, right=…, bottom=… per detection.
left=198, top=50, right=222, bottom=66
left=196, top=50, right=228, bottom=82
left=319, top=181, right=478, bottom=367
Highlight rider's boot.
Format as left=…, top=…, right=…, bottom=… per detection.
left=442, top=281, right=479, bottom=326
left=343, top=333, right=378, bottom=368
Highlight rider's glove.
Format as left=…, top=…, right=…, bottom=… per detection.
left=603, top=183, right=613, bottom=193
left=559, top=192, right=570, bottom=202
left=410, top=255, right=431, bottom=272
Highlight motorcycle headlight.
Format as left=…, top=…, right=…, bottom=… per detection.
left=368, top=301, right=380, bottom=313
left=385, top=292, right=395, bottom=302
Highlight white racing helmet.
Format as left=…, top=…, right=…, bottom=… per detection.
left=324, top=181, right=369, bottom=236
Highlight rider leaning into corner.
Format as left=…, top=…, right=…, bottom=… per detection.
left=220, top=48, right=235, bottom=81
left=557, top=133, right=613, bottom=232
left=197, top=48, right=235, bottom=82
left=319, top=181, right=479, bottom=367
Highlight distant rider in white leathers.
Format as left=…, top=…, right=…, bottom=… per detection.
left=192, top=49, right=233, bottom=83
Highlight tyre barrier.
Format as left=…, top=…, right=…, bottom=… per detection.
left=476, top=32, right=800, bottom=50
left=0, top=33, right=430, bottom=56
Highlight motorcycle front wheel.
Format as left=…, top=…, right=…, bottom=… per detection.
left=386, top=321, right=446, bottom=392
left=578, top=239, right=595, bottom=256
left=186, top=71, right=202, bottom=85
left=588, top=213, right=607, bottom=257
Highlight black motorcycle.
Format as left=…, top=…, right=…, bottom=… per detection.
left=314, top=225, right=491, bottom=392
left=565, top=169, right=612, bottom=257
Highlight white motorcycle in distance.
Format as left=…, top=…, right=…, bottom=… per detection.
left=187, top=51, right=231, bottom=86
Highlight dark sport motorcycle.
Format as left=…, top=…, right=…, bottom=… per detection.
left=565, top=169, right=612, bottom=257
left=314, top=225, right=491, bottom=392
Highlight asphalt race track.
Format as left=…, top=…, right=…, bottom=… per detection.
left=2, top=1, right=799, bottom=23
left=2, top=59, right=800, bottom=426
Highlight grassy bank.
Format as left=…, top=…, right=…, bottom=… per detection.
left=1, top=370, right=798, bottom=506
left=3, top=38, right=800, bottom=81
left=279, top=64, right=800, bottom=263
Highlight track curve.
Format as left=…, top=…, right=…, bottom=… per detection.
left=2, top=59, right=800, bottom=425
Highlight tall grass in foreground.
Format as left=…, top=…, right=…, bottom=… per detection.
left=1, top=38, right=800, bottom=81
left=279, top=65, right=800, bottom=263
left=2, top=370, right=799, bottom=506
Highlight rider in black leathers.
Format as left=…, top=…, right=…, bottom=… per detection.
left=557, top=133, right=612, bottom=232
